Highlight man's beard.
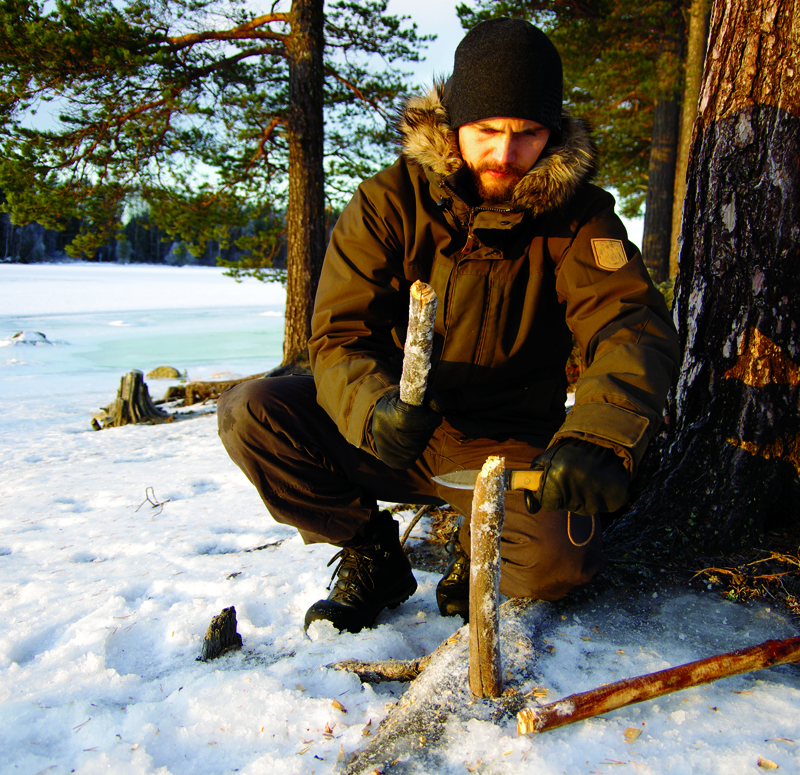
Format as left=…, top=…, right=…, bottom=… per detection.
left=466, top=161, right=526, bottom=204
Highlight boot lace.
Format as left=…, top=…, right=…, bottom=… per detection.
left=325, top=547, right=377, bottom=596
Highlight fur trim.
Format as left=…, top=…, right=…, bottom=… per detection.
left=397, top=79, right=463, bottom=177
left=398, top=81, right=596, bottom=216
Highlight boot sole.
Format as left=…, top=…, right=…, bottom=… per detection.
left=358, top=575, right=418, bottom=631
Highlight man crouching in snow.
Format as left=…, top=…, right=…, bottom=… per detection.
left=217, top=18, right=679, bottom=634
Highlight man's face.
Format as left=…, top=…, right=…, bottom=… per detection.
left=458, top=117, right=551, bottom=203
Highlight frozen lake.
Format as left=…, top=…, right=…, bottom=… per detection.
left=0, top=264, right=287, bottom=404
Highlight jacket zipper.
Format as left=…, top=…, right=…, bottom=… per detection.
left=438, top=183, right=513, bottom=371
left=440, top=181, right=513, bottom=257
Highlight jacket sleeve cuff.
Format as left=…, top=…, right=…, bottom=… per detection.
left=550, top=402, right=651, bottom=475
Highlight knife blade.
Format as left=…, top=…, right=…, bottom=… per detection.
left=432, top=468, right=542, bottom=492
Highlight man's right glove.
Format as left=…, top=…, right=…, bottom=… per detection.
left=525, top=438, right=630, bottom=516
left=371, top=386, right=443, bottom=470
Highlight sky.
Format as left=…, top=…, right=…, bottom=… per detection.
left=388, top=0, right=466, bottom=86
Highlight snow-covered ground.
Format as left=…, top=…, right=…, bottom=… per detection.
left=1, top=263, right=798, bottom=775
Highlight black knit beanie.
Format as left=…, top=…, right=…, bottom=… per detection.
left=445, top=18, right=563, bottom=136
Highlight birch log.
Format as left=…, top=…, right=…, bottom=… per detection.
left=468, top=455, right=505, bottom=698
left=399, top=280, right=438, bottom=406
left=517, top=635, right=800, bottom=735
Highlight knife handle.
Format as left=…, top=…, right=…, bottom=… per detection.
left=508, top=469, right=542, bottom=491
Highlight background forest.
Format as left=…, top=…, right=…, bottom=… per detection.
left=1, top=0, right=704, bottom=286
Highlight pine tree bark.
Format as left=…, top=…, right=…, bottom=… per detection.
left=283, top=0, right=325, bottom=365
left=641, top=28, right=683, bottom=283
left=609, top=0, right=800, bottom=558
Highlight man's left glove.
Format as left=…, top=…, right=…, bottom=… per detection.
left=525, top=438, right=630, bottom=516
left=371, top=386, right=443, bottom=470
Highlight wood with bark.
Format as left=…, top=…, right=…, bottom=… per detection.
left=608, top=0, right=800, bottom=558
left=164, top=360, right=311, bottom=405
left=182, top=372, right=267, bottom=406
left=468, top=455, right=505, bottom=698
left=328, top=655, right=434, bottom=683
left=399, top=280, right=438, bottom=406
left=517, top=635, right=800, bottom=735
left=91, top=370, right=169, bottom=429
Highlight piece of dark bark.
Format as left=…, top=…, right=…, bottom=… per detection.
left=91, top=370, right=169, bottom=429
left=468, top=455, right=506, bottom=698
left=198, top=606, right=243, bottom=662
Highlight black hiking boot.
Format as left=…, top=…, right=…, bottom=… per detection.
left=436, top=518, right=470, bottom=621
left=304, top=513, right=417, bottom=633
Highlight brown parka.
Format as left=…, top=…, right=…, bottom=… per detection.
left=309, top=83, right=680, bottom=476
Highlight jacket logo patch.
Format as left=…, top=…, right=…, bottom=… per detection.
left=591, top=239, right=628, bottom=271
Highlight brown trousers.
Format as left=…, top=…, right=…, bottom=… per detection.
left=217, top=375, right=605, bottom=599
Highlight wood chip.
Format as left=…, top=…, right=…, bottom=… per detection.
left=332, top=699, right=347, bottom=713
left=623, top=727, right=642, bottom=744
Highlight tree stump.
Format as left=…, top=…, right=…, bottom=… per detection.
left=198, top=606, right=243, bottom=662
left=91, top=370, right=169, bottom=429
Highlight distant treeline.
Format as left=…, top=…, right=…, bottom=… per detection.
left=0, top=207, right=287, bottom=270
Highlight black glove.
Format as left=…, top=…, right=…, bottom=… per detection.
left=525, top=438, right=630, bottom=517
left=371, top=386, right=443, bottom=469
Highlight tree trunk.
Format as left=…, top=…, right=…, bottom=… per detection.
left=668, top=0, right=710, bottom=278
left=641, top=30, right=683, bottom=283
left=283, top=0, right=325, bottom=365
left=609, top=0, right=800, bottom=558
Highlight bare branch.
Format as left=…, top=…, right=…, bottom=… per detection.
left=165, top=13, right=290, bottom=50
left=323, top=66, right=392, bottom=123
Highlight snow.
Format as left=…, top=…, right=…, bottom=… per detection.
left=1, top=263, right=799, bottom=775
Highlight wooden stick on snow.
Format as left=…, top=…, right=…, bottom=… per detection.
left=469, top=455, right=506, bottom=698
left=399, top=280, right=438, bottom=406
left=517, top=635, right=800, bottom=735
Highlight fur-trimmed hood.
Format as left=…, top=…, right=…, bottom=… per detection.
left=397, top=80, right=596, bottom=218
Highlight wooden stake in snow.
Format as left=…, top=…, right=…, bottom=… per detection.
left=399, top=280, right=438, bottom=406
left=517, top=635, right=800, bottom=735
left=468, top=455, right=506, bottom=698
